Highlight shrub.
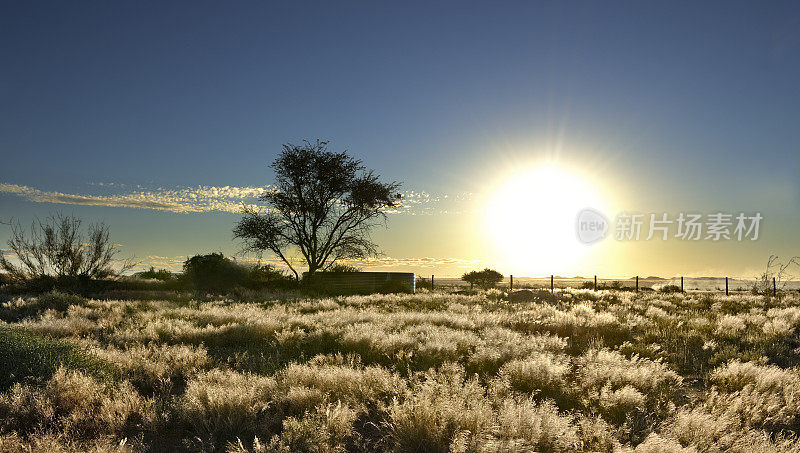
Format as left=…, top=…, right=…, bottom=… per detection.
left=89, top=343, right=210, bottom=395
left=135, top=266, right=173, bottom=281
left=462, top=269, right=503, bottom=290
left=662, top=405, right=800, bottom=452
left=388, top=364, right=494, bottom=453
left=0, top=368, right=152, bottom=443
left=576, top=349, right=681, bottom=440
left=450, top=399, right=581, bottom=452
left=598, top=385, right=647, bottom=424
left=489, top=399, right=580, bottom=452
left=245, top=264, right=296, bottom=289
left=183, top=253, right=248, bottom=292
left=706, top=360, right=800, bottom=432
left=278, top=357, right=404, bottom=412
left=0, top=213, right=133, bottom=284
left=271, top=403, right=357, bottom=452
left=178, top=369, right=279, bottom=447
left=714, top=314, right=747, bottom=338
left=498, top=353, right=571, bottom=399
left=577, top=349, right=682, bottom=400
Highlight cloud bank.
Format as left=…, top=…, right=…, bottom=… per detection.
left=0, top=182, right=471, bottom=215
left=0, top=183, right=270, bottom=213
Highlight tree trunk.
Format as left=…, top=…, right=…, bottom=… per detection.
left=305, top=264, right=321, bottom=282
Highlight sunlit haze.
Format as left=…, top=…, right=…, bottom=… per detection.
left=484, top=164, right=612, bottom=274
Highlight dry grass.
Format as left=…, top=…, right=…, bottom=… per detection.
left=1, top=289, right=799, bottom=451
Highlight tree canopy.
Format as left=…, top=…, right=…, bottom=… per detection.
left=233, top=140, right=401, bottom=280
left=462, top=268, right=504, bottom=290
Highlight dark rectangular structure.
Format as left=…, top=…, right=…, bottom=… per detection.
left=303, top=271, right=415, bottom=293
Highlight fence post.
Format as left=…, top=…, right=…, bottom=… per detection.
left=431, top=275, right=434, bottom=291
left=636, top=276, right=639, bottom=293
left=725, top=277, right=729, bottom=296
left=550, top=275, right=554, bottom=293
left=594, top=275, right=597, bottom=291
left=773, top=277, right=777, bottom=297
left=681, top=276, right=684, bottom=293
left=510, top=275, right=513, bottom=291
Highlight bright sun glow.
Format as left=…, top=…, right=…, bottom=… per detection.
left=485, top=164, right=608, bottom=274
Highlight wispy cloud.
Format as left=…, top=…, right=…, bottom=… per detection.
left=347, top=256, right=488, bottom=269
left=394, top=191, right=474, bottom=215
left=0, top=183, right=268, bottom=213
left=0, top=182, right=472, bottom=215
left=135, top=254, right=489, bottom=273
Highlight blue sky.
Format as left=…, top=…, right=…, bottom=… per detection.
left=2, top=1, right=799, bottom=277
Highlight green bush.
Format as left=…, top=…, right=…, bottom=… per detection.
left=0, top=327, right=117, bottom=389
left=183, top=253, right=249, bottom=292
left=245, top=264, right=296, bottom=289
left=182, top=254, right=297, bottom=292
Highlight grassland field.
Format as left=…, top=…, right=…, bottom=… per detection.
left=1, top=288, right=800, bottom=452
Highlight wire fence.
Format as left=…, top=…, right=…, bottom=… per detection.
left=418, top=274, right=800, bottom=296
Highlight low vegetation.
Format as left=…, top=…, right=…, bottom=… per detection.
left=0, top=213, right=134, bottom=293
left=135, top=267, right=175, bottom=281
left=461, top=268, right=504, bottom=290
left=1, top=289, right=800, bottom=451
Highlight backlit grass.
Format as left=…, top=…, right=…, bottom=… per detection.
left=1, top=289, right=799, bottom=451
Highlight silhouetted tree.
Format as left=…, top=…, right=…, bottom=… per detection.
left=462, top=268, right=504, bottom=290
left=0, top=213, right=133, bottom=282
left=234, top=140, right=401, bottom=281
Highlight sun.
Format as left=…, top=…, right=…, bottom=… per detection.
left=484, top=164, right=608, bottom=274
